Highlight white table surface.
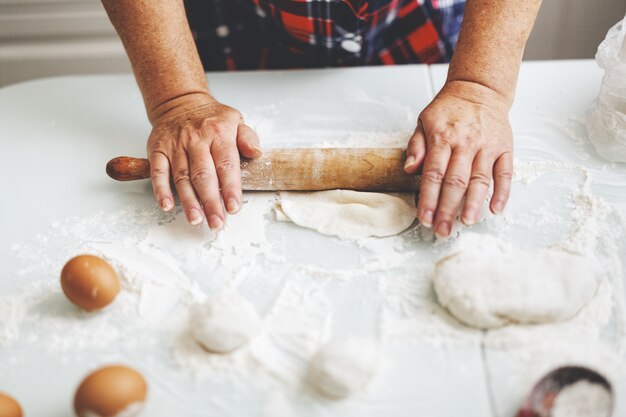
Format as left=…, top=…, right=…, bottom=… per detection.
left=0, top=61, right=625, bottom=417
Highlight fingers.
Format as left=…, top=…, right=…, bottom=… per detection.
left=149, top=151, right=174, bottom=211
left=169, top=129, right=243, bottom=231
left=147, top=101, right=253, bottom=231
left=421, top=148, right=509, bottom=236
left=171, top=150, right=205, bottom=226
left=491, top=151, right=513, bottom=214
left=188, top=142, right=225, bottom=229
left=404, top=121, right=427, bottom=174
left=433, top=149, right=474, bottom=238
left=461, top=151, right=492, bottom=226
left=211, top=133, right=243, bottom=216
left=417, top=141, right=451, bottom=229
left=237, top=124, right=262, bottom=159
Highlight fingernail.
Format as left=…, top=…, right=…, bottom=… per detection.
left=189, top=208, right=204, bottom=226
left=421, top=210, right=434, bottom=228
left=492, top=201, right=504, bottom=214
left=226, top=198, right=240, bottom=214
left=161, top=198, right=173, bottom=212
left=462, top=208, right=475, bottom=226
left=252, top=145, right=263, bottom=155
left=435, top=222, right=451, bottom=239
left=209, top=215, right=224, bottom=231
left=404, top=155, right=416, bottom=170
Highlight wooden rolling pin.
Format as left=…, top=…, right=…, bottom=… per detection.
left=106, top=148, right=419, bottom=192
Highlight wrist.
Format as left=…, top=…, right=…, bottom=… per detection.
left=148, top=91, right=217, bottom=125
left=440, top=79, right=513, bottom=111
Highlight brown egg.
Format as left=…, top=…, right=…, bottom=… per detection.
left=0, top=392, right=23, bottom=417
left=60, top=255, right=120, bottom=311
left=74, top=365, right=147, bottom=417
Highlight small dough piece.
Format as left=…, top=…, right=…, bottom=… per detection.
left=308, top=337, right=380, bottom=399
left=433, top=233, right=599, bottom=329
left=275, top=190, right=416, bottom=239
left=190, top=294, right=262, bottom=354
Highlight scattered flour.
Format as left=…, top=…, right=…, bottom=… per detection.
left=243, top=95, right=415, bottom=150
left=2, top=156, right=624, bottom=412
left=2, top=94, right=626, bottom=415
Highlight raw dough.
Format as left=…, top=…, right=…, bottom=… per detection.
left=190, top=294, right=262, bottom=354
left=275, top=190, right=416, bottom=239
left=432, top=233, right=600, bottom=329
left=307, top=337, right=380, bottom=399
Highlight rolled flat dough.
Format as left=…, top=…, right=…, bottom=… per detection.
left=275, top=190, right=416, bottom=239
left=433, top=233, right=600, bottom=329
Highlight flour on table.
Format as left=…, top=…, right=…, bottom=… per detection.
left=249, top=279, right=333, bottom=386
left=275, top=190, right=416, bottom=239
left=0, top=297, right=26, bottom=345
left=3, top=92, right=626, bottom=415
left=433, top=233, right=600, bottom=329
left=243, top=95, right=415, bottom=149
left=551, top=380, right=612, bottom=417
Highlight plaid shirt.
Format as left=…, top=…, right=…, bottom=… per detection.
left=185, top=0, right=465, bottom=71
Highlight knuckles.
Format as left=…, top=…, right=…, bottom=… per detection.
left=468, top=172, right=491, bottom=187
left=150, top=166, right=169, bottom=178
left=427, top=128, right=483, bottom=151
left=429, top=131, right=452, bottom=147
left=215, top=158, right=238, bottom=173
left=200, top=119, right=228, bottom=139
left=190, top=168, right=215, bottom=184
left=442, top=174, right=469, bottom=190
left=149, top=103, right=242, bottom=155
left=494, top=170, right=513, bottom=182
left=173, top=168, right=191, bottom=185
left=420, top=168, right=445, bottom=185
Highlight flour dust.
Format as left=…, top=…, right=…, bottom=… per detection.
left=2, top=95, right=626, bottom=415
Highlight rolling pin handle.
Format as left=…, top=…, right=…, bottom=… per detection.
left=106, top=157, right=151, bottom=181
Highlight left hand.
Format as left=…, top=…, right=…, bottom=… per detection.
left=404, top=80, right=514, bottom=238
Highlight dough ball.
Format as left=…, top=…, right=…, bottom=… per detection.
left=74, top=365, right=147, bottom=417
left=308, top=337, right=380, bottom=399
left=0, top=392, right=22, bottom=417
left=275, top=190, right=416, bottom=239
left=60, top=255, right=120, bottom=311
left=190, top=294, right=262, bottom=354
left=433, top=233, right=600, bottom=329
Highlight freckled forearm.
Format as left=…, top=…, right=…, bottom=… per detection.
left=102, top=0, right=211, bottom=122
left=446, top=0, right=542, bottom=105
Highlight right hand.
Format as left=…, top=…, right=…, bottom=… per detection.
left=146, top=92, right=262, bottom=230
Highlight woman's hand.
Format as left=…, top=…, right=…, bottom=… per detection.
left=404, top=80, right=514, bottom=238
left=147, top=92, right=262, bottom=230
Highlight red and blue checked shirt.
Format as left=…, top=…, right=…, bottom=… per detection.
left=185, top=0, right=465, bottom=71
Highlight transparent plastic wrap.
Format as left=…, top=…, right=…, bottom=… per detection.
left=585, top=14, right=626, bottom=163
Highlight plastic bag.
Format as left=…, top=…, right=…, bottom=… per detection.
left=586, top=14, right=626, bottom=163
